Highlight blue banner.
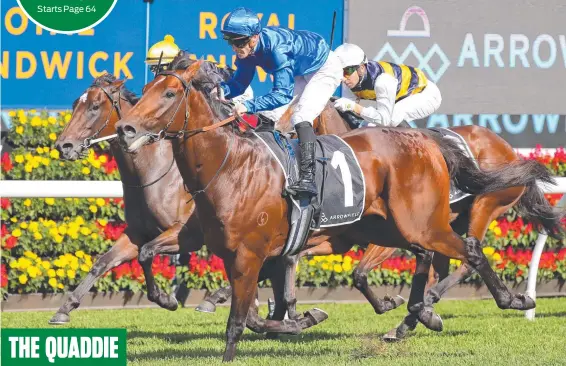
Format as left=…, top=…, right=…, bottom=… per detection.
left=1, top=0, right=344, bottom=109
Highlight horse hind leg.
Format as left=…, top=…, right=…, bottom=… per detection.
left=196, top=285, right=232, bottom=313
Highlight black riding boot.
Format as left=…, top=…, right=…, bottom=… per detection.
left=289, top=122, right=318, bottom=198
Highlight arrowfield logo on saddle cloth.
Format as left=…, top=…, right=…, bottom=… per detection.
left=253, top=131, right=366, bottom=229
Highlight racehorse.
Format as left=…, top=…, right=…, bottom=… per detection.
left=280, top=104, right=566, bottom=339
left=115, top=60, right=544, bottom=361
left=51, top=73, right=204, bottom=324
left=50, top=69, right=328, bottom=333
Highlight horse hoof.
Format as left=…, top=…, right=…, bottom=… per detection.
left=48, top=312, right=70, bottom=325
left=382, top=328, right=403, bottom=342
left=306, top=308, right=329, bottom=325
left=163, top=295, right=179, bottom=311
left=509, top=294, right=536, bottom=311
left=195, top=300, right=216, bottom=313
left=418, top=307, right=443, bottom=332
left=386, top=295, right=406, bottom=309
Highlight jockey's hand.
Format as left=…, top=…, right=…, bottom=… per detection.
left=232, top=103, right=248, bottom=116
left=334, top=98, right=359, bottom=113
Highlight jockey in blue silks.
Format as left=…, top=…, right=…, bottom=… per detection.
left=219, top=7, right=343, bottom=199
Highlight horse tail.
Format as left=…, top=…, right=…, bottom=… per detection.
left=423, top=129, right=565, bottom=239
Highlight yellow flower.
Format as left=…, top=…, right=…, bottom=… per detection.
left=334, top=264, right=343, bottom=273
left=65, top=114, right=72, bottom=123
left=493, top=227, right=502, bottom=237
left=49, top=278, right=57, bottom=287
left=8, top=110, right=16, bottom=117
left=308, top=259, right=316, bottom=266
left=48, top=116, right=57, bottom=124
left=80, top=227, right=92, bottom=236
left=24, top=251, right=37, bottom=259
left=41, top=261, right=51, bottom=270
left=29, top=109, right=36, bottom=114
left=42, top=120, right=48, bottom=127
left=321, top=263, right=329, bottom=271
left=49, top=132, right=57, bottom=141
left=56, top=269, right=65, bottom=278
left=67, top=270, right=76, bottom=279
left=24, top=164, right=33, bottom=173
left=75, top=216, right=85, bottom=225
left=10, top=217, right=18, bottom=223
left=75, top=250, right=85, bottom=258
left=16, top=126, right=24, bottom=135
left=48, top=269, right=56, bottom=278
left=45, top=198, right=55, bottom=205
left=29, top=222, right=39, bottom=233
left=15, top=155, right=24, bottom=163
left=58, top=226, right=67, bottom=235
left=96, top=198, right=105, bottom=207
left=12, top=228, right=22, bottom=237
left=54, top=235, right=64, bottom=244
left=80, top=264, right=90, bottom=272
left=482, top=247, right=495, bottom=257
left=87, top=198, right=95, bottom=203
left=53, top=259, right=64, bottom=268
left=49, top=228, right=59, bottom=237
left=82, top=167, right=91, bottom=175
left=19, top=274, right=28, bottom=284
left=489, top=220, right=498, bottom=231
left=9, top=260, right=19, bottom=269
left=44, top=147, right=50, bottom=153
left=33, top=232, right=43, bottom=240
left=89, top=205, right=98, bottom=213
left=41, top=157, right=50, bottom=166
left=27, top=266, right=41, bottom=279
left=20, top=222, right=28, bottom=229
left=91, top=160, right=101, bottom=169
left=313, top=256, right=324, bottom=262
left=90, top=233, right=98, bottom=240
left=492, top=253, right=502, bottom=262
left=97, top=219, right=107, bottom=227
left=22, top=199, right=31, bottom=207
left=70, top=261, right=79, bottom=271
left=342, top=262, right=352, bottom=272
left=57, top=283, right=64, bottom=289
left=50, top=149, right=60, bottom=159
left=99, top=155, right=108, bottom=163
left=36, top=147, right=44, bottom=155
left=25, top=153, right=33, bottom=161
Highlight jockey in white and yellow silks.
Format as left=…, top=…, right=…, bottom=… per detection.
left=333, top=43, right=442, bottom=127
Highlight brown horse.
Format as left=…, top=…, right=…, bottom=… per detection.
left=116, top=60, right=545, bottom=361
left=284, top=105, right=566, bottom=339
left=50, top=74, right=204, bottom=324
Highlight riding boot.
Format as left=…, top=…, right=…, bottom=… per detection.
left=289, top=121, right=318, bottom=198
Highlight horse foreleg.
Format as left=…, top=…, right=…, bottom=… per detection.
left=49, top=233, right=139, bottom=324
left=138, top=222, right=190, bottom=311
left=353, top=244, right=404, bottom=314
left=196, top=285, right=233, bottom=313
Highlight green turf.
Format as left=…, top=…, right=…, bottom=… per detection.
left=2, top=298, right=565, bottom=365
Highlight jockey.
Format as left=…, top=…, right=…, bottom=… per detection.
left=333, top=43, right=442, bottom=127
left=219, top=7, right=343, bottom=199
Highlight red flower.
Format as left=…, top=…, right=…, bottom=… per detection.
left=1, top=198, right=11, bottom=210
left=103, top=157, right=118, bottom=175
left=1, top=224, right=9, bottom=238
left=1, top=264, right=7, bottom=288
left=3, top=236, right=18, bottom=249
left=1, top=152, right=13, bottom=172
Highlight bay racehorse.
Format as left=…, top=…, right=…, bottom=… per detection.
left=116, top=60, right=546, bottom=361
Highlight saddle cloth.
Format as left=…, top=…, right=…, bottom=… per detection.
left=429, top=127, right=478, bottom=204
left=253, top=131, right=366, bottom=230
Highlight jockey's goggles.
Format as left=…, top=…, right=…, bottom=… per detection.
left=223, top=34, right=251, bottom=48
left=343, top=65, right=360, bottom=77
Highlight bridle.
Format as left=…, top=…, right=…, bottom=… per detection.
left=77, top=85, right=125, bottom=150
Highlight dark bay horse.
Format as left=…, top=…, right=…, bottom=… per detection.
left=116, top=60, right=544, bottom=361
left=51, top=74, right=204, bottom=324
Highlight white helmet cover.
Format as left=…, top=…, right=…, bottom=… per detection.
left=334, top=43, right=367, bottom=68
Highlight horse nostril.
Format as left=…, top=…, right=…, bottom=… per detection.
left=123, top=125, right=137, bottom=138
left=62, top=142, right=74, bottom=152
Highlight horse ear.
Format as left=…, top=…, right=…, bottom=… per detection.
left=182, top=59, right=203, bottom=80
left=109, top=79, right=125, bottom=93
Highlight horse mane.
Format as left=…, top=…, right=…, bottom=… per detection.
left=72, top=72, right=139, bottom=109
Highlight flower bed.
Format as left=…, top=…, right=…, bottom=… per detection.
left=1, top=110, right=565, bottom=297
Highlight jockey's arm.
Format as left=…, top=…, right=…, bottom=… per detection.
left=220, top=59, right=256, bottom=99
left=359, top=73, right=397, bottom=127
left=241, top=50, right=294, bottom=113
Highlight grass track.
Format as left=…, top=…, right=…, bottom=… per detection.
left=2, top=298, right=566, bottom=365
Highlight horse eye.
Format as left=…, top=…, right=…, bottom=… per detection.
left=92, top=104, right=100, bottom=111
left=165, top=91, right=176, bottom=99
